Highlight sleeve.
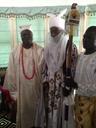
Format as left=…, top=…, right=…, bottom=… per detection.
left=3, top=51, right=17, bottom=101
left=38, top=48, right=44, bottom=73
left=36, top=46, right=48, bottom=84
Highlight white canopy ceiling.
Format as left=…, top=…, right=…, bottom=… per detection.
left=0, top=0, right=96, bottom=7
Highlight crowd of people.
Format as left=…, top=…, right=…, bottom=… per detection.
left=2, top=12, right=96, bottom=128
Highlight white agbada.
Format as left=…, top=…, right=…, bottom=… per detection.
left=36, top=16, right=76, bottom=128
left=44, top=16, right=74, bottom=128
left=75, top=52, right=96, bottom=97
left=4, top=43, right=43, bottom=128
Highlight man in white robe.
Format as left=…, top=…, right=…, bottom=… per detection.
left=35, top=16, right=78, bottom=128
left=4, top=25, right=43, bottom=128
left=74, top=26, right=96, bottom=128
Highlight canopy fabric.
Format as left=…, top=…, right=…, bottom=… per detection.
left=0, top=5, right=95, bottom=18
left=0, top=2, right=96, bottom=68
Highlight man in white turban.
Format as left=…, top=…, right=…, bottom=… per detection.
left=4, top=25, right=43, bottom=128
left=35, top=16, right=78, bottom=128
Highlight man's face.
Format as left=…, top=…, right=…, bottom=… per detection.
left=21, top=29, right=33, bottom=45
left=50, top=27, right=61, bottom=37
left=83, top=31, right=96, bottom=51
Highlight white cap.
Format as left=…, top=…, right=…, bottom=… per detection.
left=49, top=16, right=65, bottom=30
left=19, top=25, right=31, bottom=32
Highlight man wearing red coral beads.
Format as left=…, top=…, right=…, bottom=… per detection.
left=4, top=25, right=43, bottom=128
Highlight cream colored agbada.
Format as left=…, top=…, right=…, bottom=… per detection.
left=4, top=43, right=43, bottom=128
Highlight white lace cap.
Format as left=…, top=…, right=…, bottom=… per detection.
left=19, top=25, right=31, bottom=32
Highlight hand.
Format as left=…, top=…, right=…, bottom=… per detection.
left=63, top=85, right=72, bottom=97
left=65, top=77, right=78, bottom=89
left=63, top=76, right=78, bottom=97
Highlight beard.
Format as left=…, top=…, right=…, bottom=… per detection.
left=51, top=31, right=64, bottom=43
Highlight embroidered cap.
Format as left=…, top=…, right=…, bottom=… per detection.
left=19, top=25, right=31, bottom=32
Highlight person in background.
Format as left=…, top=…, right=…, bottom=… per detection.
left=35, top=16, right=78, bottom=128
left=4, top=25, right=43, bottom=128
left=74, top=26, right=96, bottom=128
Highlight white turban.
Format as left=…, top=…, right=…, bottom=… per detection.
left=19, top=25, right=31, bottom=32
left=49, top=16, right=65, bottom=30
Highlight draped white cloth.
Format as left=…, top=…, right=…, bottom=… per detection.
left=44, top=32, right=69, bottom=79
left=38, top=44, right=78, bottom=128
left=4, top=43, right=43, bottom=128
left=75, top=52, right=96, bottom=96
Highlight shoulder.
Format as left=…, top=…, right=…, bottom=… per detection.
left=10, top=44, right=21, bottom=56
left=77, top=52, right=84, bottom=60
left=12, top=44, right=21, bottom=52
left=79, top=52, right=84, bottom=57
left=33, top=42, right=44, bottom=52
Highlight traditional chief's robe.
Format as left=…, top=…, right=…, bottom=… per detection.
left=35, top=43, right=78, bottom=128
left=4, top=43, right=43, bottom=128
